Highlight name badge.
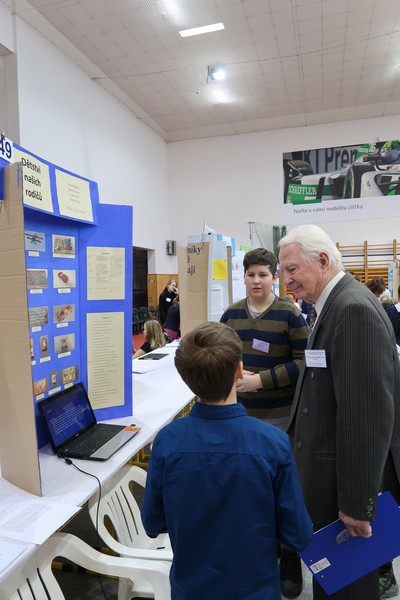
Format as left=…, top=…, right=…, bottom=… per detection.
left=166, top=297, right=171, bottom=303
left=253, top=338, right=270, bottom=353
left=305, top=349, right=327, bottom=368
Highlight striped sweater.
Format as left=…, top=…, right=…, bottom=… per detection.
left=220, top=297, right=308, bottom=418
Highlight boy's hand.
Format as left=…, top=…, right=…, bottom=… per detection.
left=236, top=372, right=262, bottom=393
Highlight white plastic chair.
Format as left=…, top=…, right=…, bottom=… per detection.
left=88, top=464, right=172, bottom=600
left=0, top=532, right=170, bottom=600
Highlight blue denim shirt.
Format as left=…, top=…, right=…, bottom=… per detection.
left=141, top=401, right=312, bottom=600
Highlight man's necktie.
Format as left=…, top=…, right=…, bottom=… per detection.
left=308, top=306, right=317, bottom=334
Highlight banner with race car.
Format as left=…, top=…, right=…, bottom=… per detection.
left=283, top=140, right=400, bottom=223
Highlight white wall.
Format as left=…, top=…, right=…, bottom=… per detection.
left=168, top=116, right=400, bottom=261
left=1, top=13, right=176, bottom=273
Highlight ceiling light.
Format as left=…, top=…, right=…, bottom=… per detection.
left=179, top=22, right=224, bottom=38
left=207, top=66, right=226, bottom=82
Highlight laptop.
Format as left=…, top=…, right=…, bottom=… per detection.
left=38, top=382, right=140, bottom=461
left=138, top=353, right=168, bottom=360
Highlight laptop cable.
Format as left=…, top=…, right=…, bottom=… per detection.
left=64, top=458, right=110, bottom=600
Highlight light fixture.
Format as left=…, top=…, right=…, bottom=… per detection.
left=179, top=22, right=224, bottom=38
left=207, top=66, right=226, bottom=82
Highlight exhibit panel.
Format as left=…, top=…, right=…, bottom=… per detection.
left=0, top=142, right=133, bottom=494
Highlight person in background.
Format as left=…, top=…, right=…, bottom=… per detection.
left=279, top=224, right=400, bottom=600
left=366, top=277, right=392, bottom=303
left=383, top=285, right=400, bottom=346
left=132, top=319, right=166, bottom=359
left=141, top=321, right=313, bottom=600
left=163, top=296, right=180, bottom=341
left=365, top=277, right=393, bottom=305
left=159, top=279, right=178, bottom=324
left=220, top=247, right=309, bottom=598
left=284, top=293, right=301, bottom=311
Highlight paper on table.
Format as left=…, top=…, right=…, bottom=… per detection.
left=0, top=494, right=80, bottom=545
left=0, top=539, right=27, bottom=574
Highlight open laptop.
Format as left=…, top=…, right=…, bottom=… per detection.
left=38, top=382, right=140, bottom=461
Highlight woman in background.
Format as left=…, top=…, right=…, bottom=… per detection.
left=133, top=320, right=166, bottom=359
left=163, top=296, right=180, bottom=341
left=159, top=279, right=178, bottom=324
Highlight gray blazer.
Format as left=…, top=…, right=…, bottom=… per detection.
left=288, top=272, right=400, bottom=529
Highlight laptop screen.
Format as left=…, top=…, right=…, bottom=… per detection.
left=38, top=383, right=96, bottom=451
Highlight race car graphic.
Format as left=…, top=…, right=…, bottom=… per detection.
left=284, top=141, right=400, bottom=204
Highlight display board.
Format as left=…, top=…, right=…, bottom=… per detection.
left=0, top=145, right=133, bottom=494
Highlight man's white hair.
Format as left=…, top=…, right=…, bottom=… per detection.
left=278, top=224, right=344, bottom=271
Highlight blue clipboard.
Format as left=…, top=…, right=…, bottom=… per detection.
left=298, top=492, right=400, bottom=595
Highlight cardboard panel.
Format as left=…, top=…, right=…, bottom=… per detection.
left=0, top=164, right=41, bottom=495
left=179, top=242, right=209, bottom=336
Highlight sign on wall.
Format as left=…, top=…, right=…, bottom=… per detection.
left=283, top=140, right=400, bottom=224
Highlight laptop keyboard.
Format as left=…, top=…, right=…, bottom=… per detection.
left=65, top=424, right=124, bottom=455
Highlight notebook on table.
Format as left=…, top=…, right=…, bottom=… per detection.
left=38, top=382, right=140, bottom=461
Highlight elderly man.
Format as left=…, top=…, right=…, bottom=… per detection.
left=278, top=224, right=400, bottom=600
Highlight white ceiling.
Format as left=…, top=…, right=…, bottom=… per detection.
left=5, top=0, right=400, bottom=141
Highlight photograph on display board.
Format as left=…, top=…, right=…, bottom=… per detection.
left=283, top=139, right=400, bottom=205
left=50, top=370, right=59, bottom=389
left=33, top=377, right=48, bottom=396
left=40, top=335, right=49, bottom=358
left=53, top=304, right=75, bottom=324
left=52, top=234, right=76, bottom=258
left=29, top=338, right=34, bottom=360
left=29, top=306, right=49, bottom=328
left=61, top=365, right=79, bottom=385
left=24, top=230, right=46, bottom=252
left=26, top=268, right=48, bottom=289
left=53, top=270, right=76, bottom=288
left=54, top=333, right=75, bottom=355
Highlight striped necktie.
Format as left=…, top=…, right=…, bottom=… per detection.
left=308, top=307, right=317, bottom=334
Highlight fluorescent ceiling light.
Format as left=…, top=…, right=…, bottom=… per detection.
left=208, top=66, right=226, bottom=81
left=179, top=22, right=224, bottom=38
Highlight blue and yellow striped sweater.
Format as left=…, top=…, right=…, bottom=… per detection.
left=220, top=297, right=308, bottom=418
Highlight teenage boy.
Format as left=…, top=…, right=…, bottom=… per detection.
left=220, top=247, right=308, bottom=429
left=141, top=322, right=313, bottom=600
left=220, top=248, right=309, bottom=598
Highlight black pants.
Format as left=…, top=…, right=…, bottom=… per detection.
left=313, top=568, right=379, bottom=600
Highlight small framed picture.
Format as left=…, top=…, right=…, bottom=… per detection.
left=61, top=365, right=79, bottom=385
left=33, top=377, right=48, bottom=396
left=50, top=370, right=59, bottom=388
left=26, top=269, right=48, bottom=289
left=53, top=270, right=76, bottom=288
left=53, top=304, right=75, bottom=323
left=24, top=230, right=45, bottom=252
left=40, top=334, right=49, bottom=358
left=54, top=333, right=75, bottom=355
left=52, top=235, right=76, bottom=258
left=29, top=306, right=49, bottom=329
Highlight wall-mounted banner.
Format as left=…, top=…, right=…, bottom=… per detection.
left=283, top=140, right=400, bottom=224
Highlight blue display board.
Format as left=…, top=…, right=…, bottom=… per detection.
left=1, top=142, right=133, bottom=449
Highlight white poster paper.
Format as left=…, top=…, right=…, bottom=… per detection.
left=87, top=312, right=124, bottom=409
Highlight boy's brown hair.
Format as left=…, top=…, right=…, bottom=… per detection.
left=243, top=248, right=278, bottom=275
left=175, top=322, right=242, bottom=402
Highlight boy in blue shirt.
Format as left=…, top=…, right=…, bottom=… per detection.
left=141, top=321, right=312, bottom=600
